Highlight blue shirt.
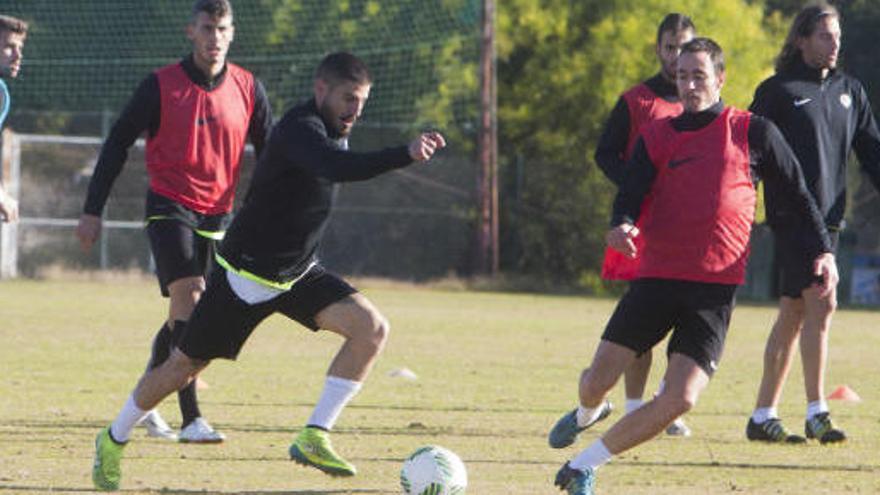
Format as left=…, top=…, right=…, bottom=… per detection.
left=0, top=78, right=10, bottom=130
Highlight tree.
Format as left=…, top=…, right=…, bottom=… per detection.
left=258, top=0, right=484, bottom=279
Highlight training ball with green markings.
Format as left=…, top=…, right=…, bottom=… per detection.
left=400, top=445, right=467, bottom=494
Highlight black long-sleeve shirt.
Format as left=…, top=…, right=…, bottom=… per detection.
left=83, top=55, right=273, bottom=216
left=613, top=101, right=831, bottom=259
left=217, top=99, right=414, bottom=284
left=750, top=58, right=880, bottom=229
left=595, top=74, right=679, bottom=186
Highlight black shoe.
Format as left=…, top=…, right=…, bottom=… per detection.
left=805, top=412, right=846, bottom=444
left=746, top=418, right=806, bottom=443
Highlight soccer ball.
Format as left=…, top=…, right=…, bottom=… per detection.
left=400, top=445, right=467, bottom=494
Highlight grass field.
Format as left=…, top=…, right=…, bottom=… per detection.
left=0, top=278, right=877, bottom=494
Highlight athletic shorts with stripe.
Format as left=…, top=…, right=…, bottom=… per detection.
left=601, top=278, right=737, bottom=376
left=178, top=263, right=357, bottom=361
left=145, top=190, right=230, bottom=297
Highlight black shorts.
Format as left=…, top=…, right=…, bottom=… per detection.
left=178, top=264, right=358, bottom=360
left=145, top=191, right=231, bottom=297
left=601, top=278, right=737, bottom=376
left=147, top=220, right=213, bottom=297
left=774, top=227, right=839, bottom=298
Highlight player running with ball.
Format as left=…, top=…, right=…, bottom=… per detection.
left=92, top=51, right=446, bottom=491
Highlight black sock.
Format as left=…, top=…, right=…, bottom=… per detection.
left=171, top=320, right=202, bottom=427
left=147, top=322, right=172, bottom=370
left=178, top=380, right=201, bottom=428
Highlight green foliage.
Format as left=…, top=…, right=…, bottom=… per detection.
left=3, top=0, right=480, bottom=135
left=763, top=0, right=808, bottom=16
left=4, top=0, right=482, bottom=280
left=497, top=0, right=786, bottom=287
left=257, top=0, right=481, bottom=132
left=840, top=0, right=880, bottom=113
left=10, top=0, right=880, bottom=285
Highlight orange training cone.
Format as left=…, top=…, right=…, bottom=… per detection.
left=827, top=384, right=861, bottom=402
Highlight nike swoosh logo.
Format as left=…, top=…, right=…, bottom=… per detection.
left=794, top=97, right=812, bottom=107
left=668, top=157, right=697, bottom=169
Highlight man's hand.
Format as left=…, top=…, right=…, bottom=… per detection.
left=408, top=132, right=446, bottom=162
left=0, top=191, right=19, bottom=222
left=606, top=223, right=640, bottom=258
left=76, top=214, right=103, bottom=252
left=812, top=252, right=838, bottom=298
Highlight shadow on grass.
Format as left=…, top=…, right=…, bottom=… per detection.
left=0, top=419, right=540, bottom=440
left=0, top=485, right=385, bottom=494
left=442, top=457, right=878, bottom=473
left=613, top=458, right=878, bottom=473
left=214, top=401, right=563, bottom=415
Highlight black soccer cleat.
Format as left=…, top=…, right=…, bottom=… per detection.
left=805, top=412, right=846, bottom=444
left=746, top=417, right=806, bottom=444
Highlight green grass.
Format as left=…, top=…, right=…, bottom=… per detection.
left=0, top=278, right=878, bottom=494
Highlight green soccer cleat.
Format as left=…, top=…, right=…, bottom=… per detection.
left=805, top=412, right=847, bottom=444
left=92, top=427, right=125, bottom=491
left=289, top=426, right=357, bottom=477
left=746, top=418, right=806, bottom=444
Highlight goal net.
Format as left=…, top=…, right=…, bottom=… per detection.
left=0, top=0, right=482, bottom=279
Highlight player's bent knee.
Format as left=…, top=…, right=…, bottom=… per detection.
left=819, top=296, right=836, bottom=315
left=375, top=314, right=391, bottom=341
left=360, top=313, right=391, bottom=352
left=657, top=393, right=696, bottom=416
left=167, top=349, right=208, bottom=375
left=803, top=291, right=836, bottom=319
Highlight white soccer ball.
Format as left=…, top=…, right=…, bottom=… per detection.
left=400, top=445, right=468, bottom=495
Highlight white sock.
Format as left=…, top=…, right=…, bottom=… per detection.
left=570, top=439, right=613, bottom=472
left=307, top=376, right=362, bottom=430
left=575, top=403, right=606, bottom=428
left=751, top=407, right=778, bottom=424
left=624, top=398, right=644, bottom=415
left=806, top=400, right=828, bottom=420
left=110, top=395, right=147, bottom=443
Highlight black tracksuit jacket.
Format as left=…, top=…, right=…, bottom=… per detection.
left=750, top=58, right=880, bottom=230
left=217, top=99, right=413, bottom=284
